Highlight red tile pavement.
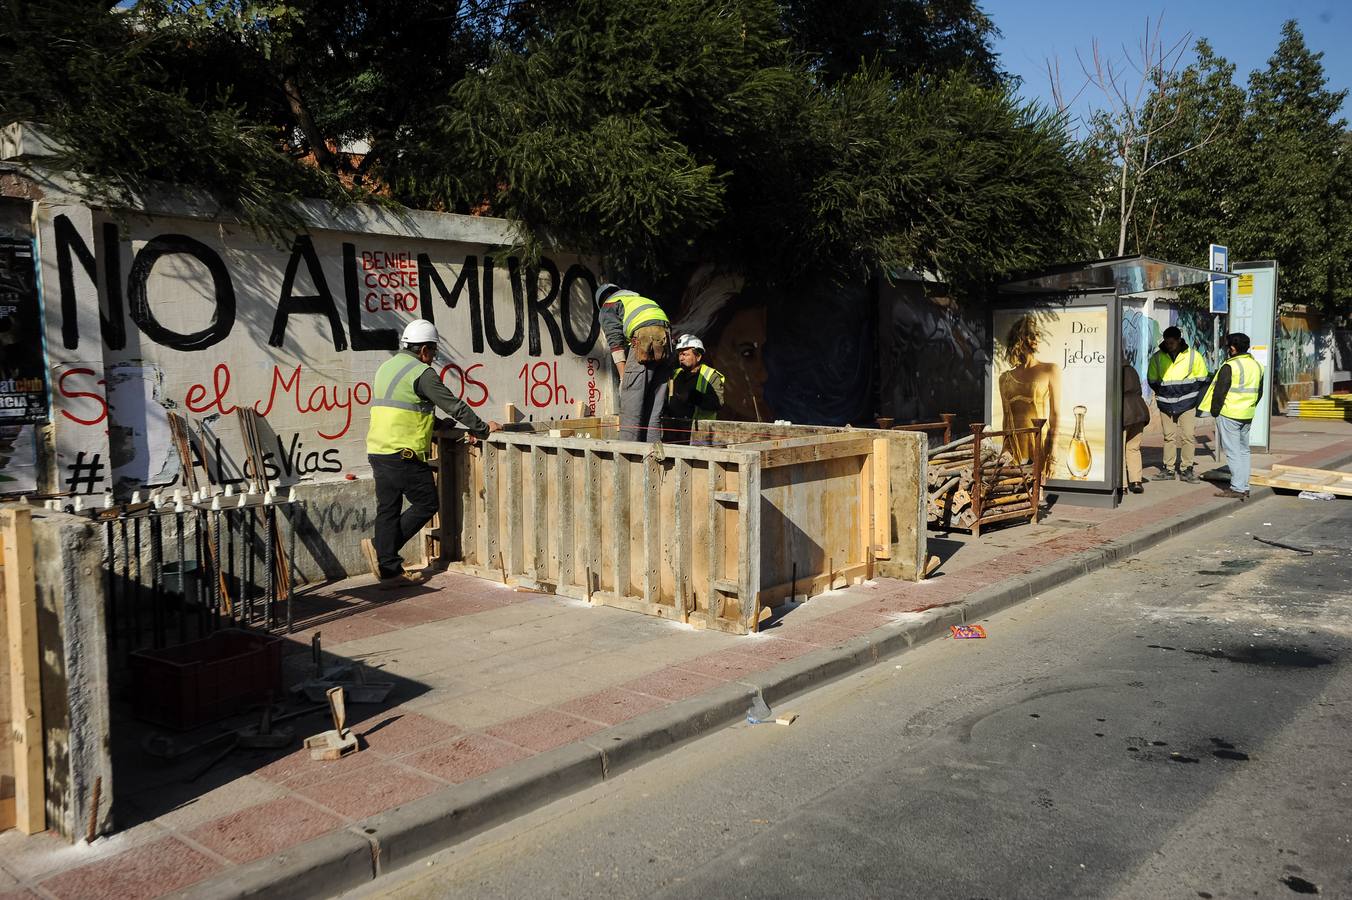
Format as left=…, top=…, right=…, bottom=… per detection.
left=403, top=734, right=534, bottom=784
left=253, top=743, right=382, bottom=790
left=725, top=636, right=819, bottom=662
left=763, top=620, right=868, bottom=647
left=357, top=711, right=462, bottom=756
left=0, top=890, right=40, bottom=900
left=291, top=613, right=398, bottom=647
left=674, top=650, right=780, bottom=681
left=485, top=709, right=606, bottom=753
left=620, top=666, right=725, bottom=701
left=292, top=760, right=443, bottom=819
left=186, top=796, right=344, bottom=864
left=407, top=592, right=520, bottom=616
left=368, top=601, right=462, bottom=628
left=38, top=836, right=221, bottom=900
left=556, top=687, right=668, bottom=725
left=818, top=608, right=900, bottom=631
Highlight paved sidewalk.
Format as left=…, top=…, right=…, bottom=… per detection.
left=1, top=419, right=1348, bottom=900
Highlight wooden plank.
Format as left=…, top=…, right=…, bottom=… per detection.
left=2, top=508, right=45, bottom=835
left=505, top=445, right=524, bottom=576
left=485, top=431, right=749, bottom=464
left=612, top=451, right=630, bottom=597
left=758, top=563, right=870, bottom=606
left=557, top=449, right=576, bottom=589
left=759, top=435, right=876, bottom=469
left=531, top=446, right=549, bottom=580
left=707, top=462, right=722, bottom=619
left=674, top=458, right=692, bottom=620
left=482, top=444, right=501, bottom=578
left=582, top=449, right=599, bottom=596
left=737, top=459, right=761, bottom=631
left=871, top=438, right=891, bottom=559
left=1269, top=463, right=1352, bottom=479
left=642, top=454, right=661, bottom=606
left=712, top=491, right=740, bottom=505
left=1251, top=468, right=1352, bottom=496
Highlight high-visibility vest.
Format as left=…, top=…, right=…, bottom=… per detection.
left=1147, top=347, right=1209, bottom=411
left=1200, top=353, right=1263, bottom=421
left=366, top=353, right=435, bottom=457
left=670, top=364, right=724, bottom=423
left=619, top=294, right=669, bottom=338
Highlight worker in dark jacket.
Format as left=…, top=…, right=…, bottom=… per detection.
left=1122, top=361, right=1150, bottom=494
left=664, top=334, right=725, bottom=445
left=1146, top=326, right=1209, bottom=483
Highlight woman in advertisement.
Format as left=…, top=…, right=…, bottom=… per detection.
left=998, top=315, right=1060, bottom=475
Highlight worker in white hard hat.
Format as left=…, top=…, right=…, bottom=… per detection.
left=665, top=333, right=724, bottom=445
left=363, top=319, right=500, bottom=587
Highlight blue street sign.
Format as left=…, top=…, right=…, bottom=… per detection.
left=1209, top=243, right=1228, bottom=313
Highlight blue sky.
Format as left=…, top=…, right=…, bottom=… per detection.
left=983, top=0, right=1351, bottom=123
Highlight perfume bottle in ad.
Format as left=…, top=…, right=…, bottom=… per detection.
left=1067, top=404, right=1092, bottom=479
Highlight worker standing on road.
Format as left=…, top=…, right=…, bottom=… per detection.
left=665, top=334, right=725, bottom=445
left=1201, top=332, right=1264, bottom=500
left=363, top=319, right=500, bottom=587
left=1146, top=326, right=1210, bottom=483
left=597, top=283, right=673, bottom=442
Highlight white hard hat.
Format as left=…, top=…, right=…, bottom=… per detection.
left=675, top=333, right=704, bottom=352
left=400, top=319, right=438, bottom=346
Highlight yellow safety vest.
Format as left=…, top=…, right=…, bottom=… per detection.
left=1200, top=353, right=1262, bottom=421
left=366, top=353, right=435, bottom=458
left=620, top=294, right=669, bottom=338
left=670, top=364, right=724, bottom=423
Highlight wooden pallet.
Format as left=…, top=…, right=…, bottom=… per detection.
left=1250, top=463, right=1352, bottom=497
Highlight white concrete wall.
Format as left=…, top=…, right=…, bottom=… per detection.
left=35, top=199, right=611, bottom=496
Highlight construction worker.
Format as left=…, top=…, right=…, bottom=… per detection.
left=665, top=334, right=725, bottom=445
left=1201, top=332, right=1264, bottom=500
left=1146, top=325, right=1210, bottom=482
left=596, top=283, right=673, bottom=441
left=363, top=319, right=500, bottom=586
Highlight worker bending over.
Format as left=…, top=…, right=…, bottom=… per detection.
left=363, top=319, right=500, bottom=587
left=597, top=283, right=672, bottom=442
left=665, top=334, right=725, bottom=445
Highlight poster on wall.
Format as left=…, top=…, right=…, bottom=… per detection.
left=988, top=298, right=1119, bottom=494
left=0, top=237, right=48, bottom=423
left=1226, top=261, right=1277, bottom=451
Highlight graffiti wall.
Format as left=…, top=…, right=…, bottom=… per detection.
left=35, top=202, right=608, bottom=497
left=876, top=279, right=987, bottom=427
left=1275, top=308, right=1321, bottom=410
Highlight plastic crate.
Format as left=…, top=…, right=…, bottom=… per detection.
left=130, top=629, right=284, bottom=730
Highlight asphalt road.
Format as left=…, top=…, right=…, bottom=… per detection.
left=353, top=494, right=1352, bottom=900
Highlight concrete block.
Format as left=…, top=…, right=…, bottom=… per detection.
left=170, top=828, right=374, bottom=900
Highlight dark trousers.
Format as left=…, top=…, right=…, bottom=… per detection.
left=369, top=453, right=438, bottom=577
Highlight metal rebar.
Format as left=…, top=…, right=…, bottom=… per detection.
left=105, top=518, right=116, bottom=650
left=174, top=510, right=186, bottom=643
left=195, top=509, right=209, bottom=636
left=286, top=501, right=297, bottom=633
left=244, top=508, right=254, bottom=627
left=264, top=505, right=276, bottom=630
left=226, top=507, right=237, bottom=626
left=151, top=512, right=164, bottom=649
left=211, top=507, right=223, bottom=625
left=131, top=510, right=141, bottom=645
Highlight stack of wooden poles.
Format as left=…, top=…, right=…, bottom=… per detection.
left=925, top=421, right=1043, bottom=534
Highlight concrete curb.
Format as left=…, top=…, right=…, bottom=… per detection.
left=172, top=447, right=1352, bottom=899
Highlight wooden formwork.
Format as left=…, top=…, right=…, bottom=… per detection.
left=429, top=418, right=926, bottom=635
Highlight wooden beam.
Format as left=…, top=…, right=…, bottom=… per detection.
left=482, top=444, right=501, bottom=579
left=759, top=435, right=875, bottom=468
left=611, top=452, right=630, bottom=598
left=871, top=438, right=891, bottom=560
left=707, top=462, right=722, bottom=620
left=557, top=449, right=576, bottom=589
left=737, top=461, right=761, bottom=632
left=2, top=507, right=45, bottom=835
left=642, top=455, right=661, bottom=606
left=673, top=458, right=692, bottom=620
left=530, top=446, right=549, bottom=581
left=505, top=445, right=524, bottom=577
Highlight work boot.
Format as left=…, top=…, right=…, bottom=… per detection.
left=379, top=569, right=428, bottom=590
left=1214, top=488, right=1249, bottom=500
left=1128, top=481, right=1144, bottom=494
left=1148, top=468, right=1176, bottom=481
left=360, top=538, right=380, bottom=579
left=1178, top=466, right=1199, bottom=484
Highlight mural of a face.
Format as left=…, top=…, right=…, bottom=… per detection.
left=708, top=305, right=769, bottom=422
